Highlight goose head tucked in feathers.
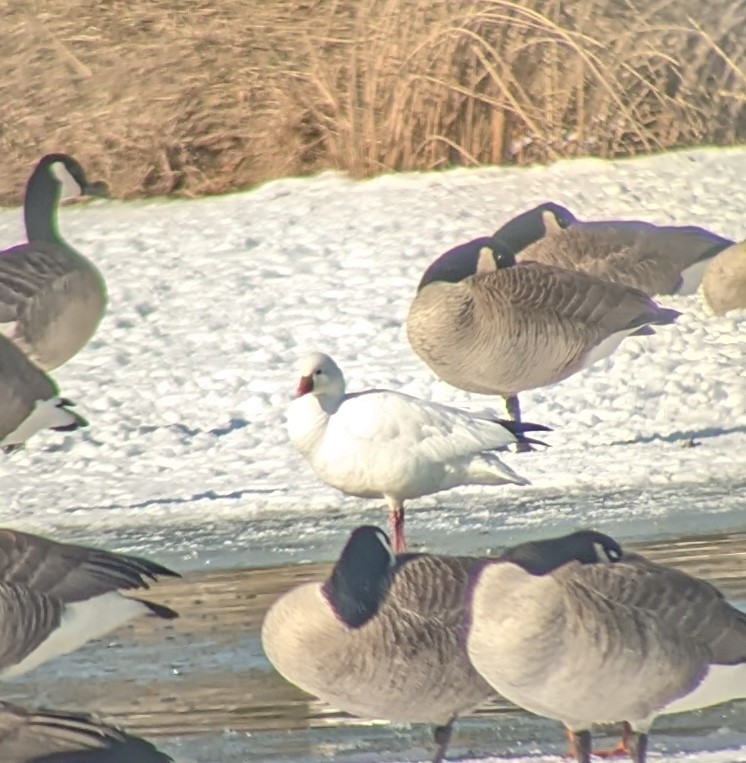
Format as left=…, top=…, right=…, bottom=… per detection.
left=416, top=237, right=517, bottom=291
left=322, top=525, right=397, bottom=628
left=498, top=529, right=623, bottom=576
left=491, top=201, right=576, bottom=254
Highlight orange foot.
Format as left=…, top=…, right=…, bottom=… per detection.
left=564, top=724, right=631, bottom=759
left=595, top=722, right=631, bottom=759
left=593, top=741, right=630, bottom=759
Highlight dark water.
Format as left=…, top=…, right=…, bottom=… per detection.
left=3, top=527, right=746, bottom=762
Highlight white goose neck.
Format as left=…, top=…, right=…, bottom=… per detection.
left=315, top=390, right=344, bottom=415
left=286, top=392, right=342, bottom=456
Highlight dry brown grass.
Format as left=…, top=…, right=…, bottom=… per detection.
left=1, top=0, right=745, bottom=204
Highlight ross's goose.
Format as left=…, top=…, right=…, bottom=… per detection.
left=286, top=352, right=547, bottom=551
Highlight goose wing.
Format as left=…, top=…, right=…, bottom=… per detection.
left=517, top=225, right=733, bottom=295
left=0, top=529, right=179, bottom=602
left=0, top=583, right=63, bottom=672
left=392, top=554, right=488, bottom=619
left=0, top=243, right=74, bottom=323
left=333, top=390, right=529, bottom=462
left=557, top=553, right=746, bottom=665
left=476, top=262, right=675, bottom=334
left=0, top=337, right=57, bottom=438
left=0, top=701, right=173, bottom=762
left=581, top=220, right=733, bottom=264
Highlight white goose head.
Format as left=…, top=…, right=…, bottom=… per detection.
left=294, top=352, right=346, bottom=412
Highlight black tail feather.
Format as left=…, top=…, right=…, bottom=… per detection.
left=517, top=435, right=550, bottom=448
left=655, top=307, right=682, bottom=325
left=140, top=599, right=179, bottom=620
left=496, top=418, right=553, bottom=435
left=52, top=401, right=89, bottom=432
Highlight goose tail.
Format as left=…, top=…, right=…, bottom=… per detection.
left=631, top=306, right=681, bottom=336
left=652, top=307, right=682, bottom=326
left=50, top=398, right=89, bottom=432
left=494, top=418, right=552, bottom=448
left=137, top=599, right=179, bottom=620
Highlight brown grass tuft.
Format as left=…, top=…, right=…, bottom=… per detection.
left=1, top=0, right=745, bottom=204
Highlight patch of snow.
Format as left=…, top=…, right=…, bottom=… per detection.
left=0, top=147, right=743, bottom=542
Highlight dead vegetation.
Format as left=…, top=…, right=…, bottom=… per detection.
left=1, top=0, right=745, bottom=204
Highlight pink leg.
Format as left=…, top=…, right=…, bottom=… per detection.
left=387, top=500, right=406, bottom=553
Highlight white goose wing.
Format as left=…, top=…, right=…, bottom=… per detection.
left=327, top=390, right=521, bottom=463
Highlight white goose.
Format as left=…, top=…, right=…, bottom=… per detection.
left=286, top=352, right=547, bottom=551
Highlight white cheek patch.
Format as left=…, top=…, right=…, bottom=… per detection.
left=50, top=161, right=82, bottom=200
left=542, top=209, right=564, bottom=235
left=476, top=246, right=497, bottom=275
left=593, top=542, right=620, bottom=563
left=375, top=529, right=396, bottom=563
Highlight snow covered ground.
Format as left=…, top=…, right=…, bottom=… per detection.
left=1, top=146, right=746, bottom=762
left=0, top=146, right=744, bottom=549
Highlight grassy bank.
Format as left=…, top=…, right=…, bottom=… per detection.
left=2, top=0, right=745, bottom=204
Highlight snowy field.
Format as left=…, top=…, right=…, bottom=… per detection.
left=1, top=146, right=745, bottom=762
left=0, top=145, right=744, bottom=552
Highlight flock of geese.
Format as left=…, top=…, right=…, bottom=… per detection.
left=0, top=152, right=745, bottom=762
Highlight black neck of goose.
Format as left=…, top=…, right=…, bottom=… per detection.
left=322, top=555, right=392, bottom=629
left=492, top=216, right=541, bottom=255
left=500, top=530, right=622, bottom=575
left=24, top=170, right=61, bottom=244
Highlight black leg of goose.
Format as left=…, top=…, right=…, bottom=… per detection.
left=505, top=394, right=521, bottom=423
left=432, top=719, right=454, bottom=763
left=504, top=395, right=534, bottom=453
left=627, top=730, right=648, bottom=763
left=569, top=729, right=592, bottom=763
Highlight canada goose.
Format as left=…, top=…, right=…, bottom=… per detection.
left=407, top=238, right=680, bottom=426
left=494, top=202, right=733, bottom=296
left=0, top=334, right=88, bottom=454
left=701, top=240, right=746, bottom=316
left=0, top=528, right=178, bottom=678
left=466, top=531, right=746, bottom=763
left=286, top=352, right=548, bottom=552
left=0, top=153, right=108, bottom=370
left=261, top=525, right=496, bottom=762
left=0, top=701, right=173, bottom=762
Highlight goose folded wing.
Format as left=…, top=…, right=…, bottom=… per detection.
left=0, top=337, right=57, bottom=435
left=0, top=530, right=179, bottom=602
left=557, top=554, right=746, bottom=665
left=0, top=700, right=174, bottom=762
left=0, top=243, right=74, bottom=319
left=335, top=391, right=523, bottom=461
left=481, top=263, right=671, bottom=333
left=0, top=583, right=63, bottom=672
